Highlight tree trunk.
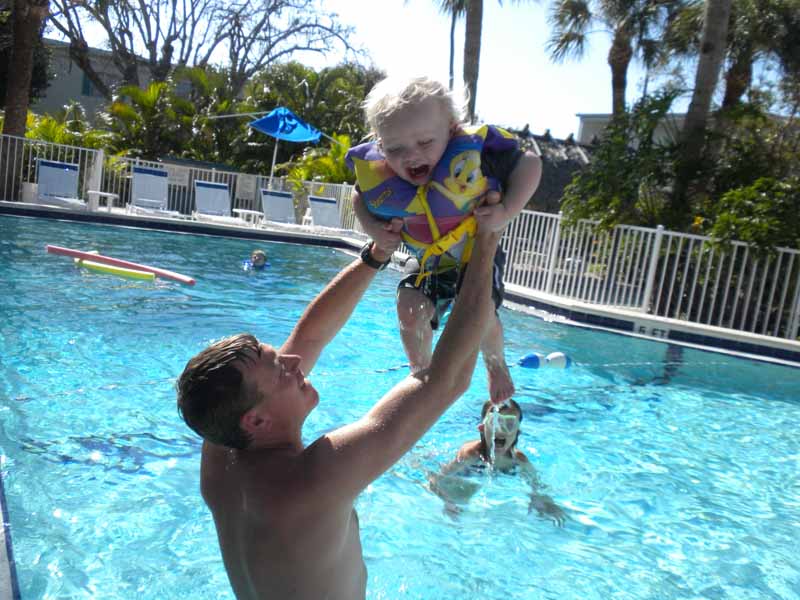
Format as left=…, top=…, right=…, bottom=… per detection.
left=671, top=0, right=733, bottom=223
left=449, top=11, right=457, bottom=91
left=608, top=28, right=633, bottom=117
left=2, top=0, right=49, bottom=137
left=463, top=0, right=483, bottom=123
left=721, top=45, right=753, bottom=109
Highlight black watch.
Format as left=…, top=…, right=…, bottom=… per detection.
left=360, top=241, right=391, bottom=270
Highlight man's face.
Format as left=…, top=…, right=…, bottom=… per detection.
left=242, top=343, right=319, bottom=422
left=377, top=97, right=453, bottom=186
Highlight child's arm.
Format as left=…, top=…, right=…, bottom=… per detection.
left=474, top=151, right=542, bottom=233
left=428, top=442, right=482, bottom=515
left=353, top=189, right=404, bottom=253
left=517, top=451, right=566, bottom=527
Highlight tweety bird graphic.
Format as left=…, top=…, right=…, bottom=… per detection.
left=430, top=150, right=487, bottom=211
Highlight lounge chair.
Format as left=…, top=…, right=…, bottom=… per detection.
left=193, top=180, right=245, bottom=226
left=128, top=166, right=181, bottom=217
left=260, top=189, right=296, bottom=224
left=302, top=195, right=341, bottom=229
left=35, top=159, right=86, bottom=209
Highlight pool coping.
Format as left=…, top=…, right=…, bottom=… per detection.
left=0, top=456, right=19, bottom=600
left=505, top=284, right=800, bottom=368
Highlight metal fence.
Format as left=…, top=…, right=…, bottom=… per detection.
left=0, top=134, right=103, bottom=204
left=500, top=212, right=800, bottom=341
left=0, top=134, right=357, bottom=222
left=3, top=134, right=798, bottom=341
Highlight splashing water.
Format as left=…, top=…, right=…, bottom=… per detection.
left=486, top=406, right=499, bottom=468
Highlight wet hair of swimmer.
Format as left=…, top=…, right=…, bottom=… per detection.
left=478, top=399, right=523, bottom=460
left=251, top=250, right=267, bottom=267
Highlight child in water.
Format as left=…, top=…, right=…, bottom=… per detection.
left=243, top=249, right=268, bottom=271
left=428, top=399, right=565, bottom=525
left=347, top=76, right=542, bottom=405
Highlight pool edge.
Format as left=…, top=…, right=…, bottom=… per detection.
left=0, top=459, right=21, bottom=600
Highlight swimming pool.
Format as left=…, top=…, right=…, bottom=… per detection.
left=1, top=214, right=798, bottom=599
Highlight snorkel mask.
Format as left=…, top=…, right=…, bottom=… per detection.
left=482, top=411, right=519, bottom=437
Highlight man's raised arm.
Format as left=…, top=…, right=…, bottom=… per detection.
left=282, top=242, right=392, bottom=375
left=305, top=225, right=503, bottom=502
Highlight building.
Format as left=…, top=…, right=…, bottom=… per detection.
left=32, top=39, right=151, bottom=120
left=576, top=112, right=686, bottom=146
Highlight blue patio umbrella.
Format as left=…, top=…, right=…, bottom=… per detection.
left=249, top=107, right=322, bottom=186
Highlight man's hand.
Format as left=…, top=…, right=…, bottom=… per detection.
left=371, top=218, right=404, bottom=255
left=474, top=190, right=511, bottom=234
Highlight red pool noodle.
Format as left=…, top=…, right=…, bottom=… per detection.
left=46, top=245, right=196, bottom=285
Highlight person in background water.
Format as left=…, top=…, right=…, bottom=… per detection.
left=176, top=200, right=506, bottom=600
left=243, top=249, right=268, bottom=272
left=250, top=249, right=267, bottom=269
left=429, top=399, right=566, bottom=526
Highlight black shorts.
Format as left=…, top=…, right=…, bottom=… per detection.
left=398, top=246, right=506, bottom=330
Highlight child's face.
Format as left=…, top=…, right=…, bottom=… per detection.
left=482, top=406, right=521, bottom=455
left=377, top=97, right=453, bottom=186
left=251, top=252, right=266, bottom=267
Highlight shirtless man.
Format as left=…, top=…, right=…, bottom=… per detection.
left=176, top=196, right=506, bottom=599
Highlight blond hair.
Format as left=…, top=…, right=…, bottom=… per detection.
left=363, top=76, right=465, bottom=134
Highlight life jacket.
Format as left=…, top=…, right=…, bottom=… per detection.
left=346, top=125, right=518, bottom=286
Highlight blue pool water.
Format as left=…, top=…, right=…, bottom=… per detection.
left=1, top=214, right=799, bottom=599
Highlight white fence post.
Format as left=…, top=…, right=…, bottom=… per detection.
left=640, top=224, right=664, bottom=312
left=86, top=149, right=104, bottom=211
left=788, top=266, right=800, bottom=340
left=544, top=212, right=562, bottom=294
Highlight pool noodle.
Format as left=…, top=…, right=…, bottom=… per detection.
left=75, top=258, right=156, bottom=280
left=47, top=244, right=195, bottom=285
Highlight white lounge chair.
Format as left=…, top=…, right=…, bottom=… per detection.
left=303, top=195, right=341, bottom=229
left=128, top=166, right=181, bottom=217
left=260, top=189, right=296, bottom=224
left=193, top=180, right=245, bottom=226
left=35, top=159, right=86, bottom=209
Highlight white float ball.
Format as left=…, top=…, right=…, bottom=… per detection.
left=545, top=352, right=570, bottom=369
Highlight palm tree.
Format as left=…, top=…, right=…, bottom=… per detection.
left=547, top=0, right=672, bottom=117
left=463, top=0, right=484, bottom=122
left=435, top=0, right=468, bottom=91
left=671, top=0, right=733, bottom=217
left=2, top=0, right=49, bottom=137
left=665, top=0, right=796, bottom=110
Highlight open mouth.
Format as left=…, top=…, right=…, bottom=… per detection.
left=494, top=436, right=507, bottom=447
left=408, top=164, right=430, bottom=181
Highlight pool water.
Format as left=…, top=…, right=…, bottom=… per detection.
left=1, top=214, right=799, bottom=599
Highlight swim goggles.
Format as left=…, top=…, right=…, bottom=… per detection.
left=482, top=412, right=519, bottom=436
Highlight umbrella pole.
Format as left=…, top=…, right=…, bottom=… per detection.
left=269, top=140, right=279, bottom=190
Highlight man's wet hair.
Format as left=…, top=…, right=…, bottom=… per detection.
left=176, top=333, right=263, bottom=449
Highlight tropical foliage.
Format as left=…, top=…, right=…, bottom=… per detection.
left=278, top=134, right=354, bottom=190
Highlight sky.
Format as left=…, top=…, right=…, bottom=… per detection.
left=66, top=0, right=660, bottom=140
left=302, top=0, right=652, bottom=139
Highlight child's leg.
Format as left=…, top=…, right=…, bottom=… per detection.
left=481, top=306, right=515, bottom=404
left=397, top=286, right=435, bottom=373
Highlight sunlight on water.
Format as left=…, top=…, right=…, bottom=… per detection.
left=0, top=215, right=799, bottom=600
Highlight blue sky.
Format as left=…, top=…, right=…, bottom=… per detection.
left=304, top=0, right=652, bottom=138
